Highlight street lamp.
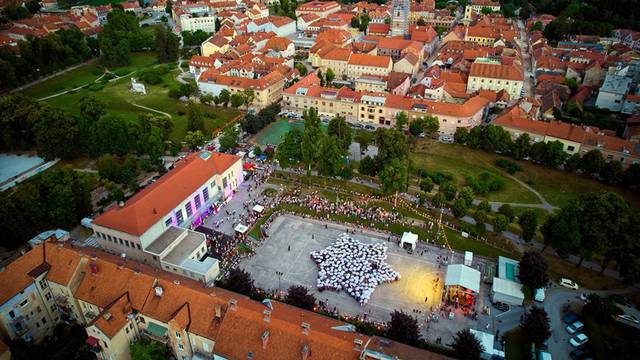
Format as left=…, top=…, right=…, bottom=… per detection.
left=276, top=271, right=284, bottom=291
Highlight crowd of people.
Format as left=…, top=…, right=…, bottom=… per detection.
left=310, top=233, right=400, bottom=306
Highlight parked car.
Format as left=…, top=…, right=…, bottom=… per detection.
left=560, top=278, right=579, bottom=290
left=563, top=312, right=580, bottom=324
left=616, top=314, right=640, bottom=324
left=570, top=349, right=585, bottom=360
left=609, top=294, right=633, bottom=307
left=364, top=124, right=376, bottom=131
left=566, top=320, right=584, bottom=334
left=438, top=134, right=454, bottom=143
left=569, top=333, right=589, bottom=347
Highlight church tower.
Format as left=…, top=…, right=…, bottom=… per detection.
left=390, top=0, right=410, bottom=37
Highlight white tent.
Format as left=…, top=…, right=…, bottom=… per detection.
left=400, top=232, right=418, bottom=251
left=252, top=204, right=264, bottom=213
left=234, top=224, right=249, bottom=234
left=444, top=264, right=481, bottom=293
left=464, top=251, right=473, bottom=266
left=470, top=329, right=505, bottom=359
left=491, top=277, right=525, bottom=306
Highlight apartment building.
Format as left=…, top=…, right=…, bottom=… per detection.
left=347, top=53, right=393, bottom=79
left=464, top=0, right=500, bottom=21
left=0, top=241, right=450, bottom=360
left=92, top=151, right=242, bottom=283
left=295, top=0, right=341, bottom=18
left=467, top=58, right=524, bottom=99
left=283, top=73, right=491, bottom=133
left=198, top=69, right=286, bottom=109
left=494, top=106, right=640, bottom=166
left=172, top=1, right=219, bottom=32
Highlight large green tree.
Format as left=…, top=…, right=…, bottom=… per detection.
left=521, top=307, right=551, bottom=348
left=317, top=134, right=343, bottom=176
left=327, top=115, right=352, bottom=151
left=518, top=252, right=549, bottom=290
left=379, top=159, right=407, bottom=206
left=301, top=107, right=322, bottom=173
left=451, top=329, right=483, bottom=360
left=386, top=310, right=421, bottom=346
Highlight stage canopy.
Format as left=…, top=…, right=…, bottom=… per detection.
left=252, top=204, right=264, bottom=213
left=400, top=232, right=418, bottom=250
left=445, top=264, right=481, bottom=293
left=234, top=224, right=249, bottom=234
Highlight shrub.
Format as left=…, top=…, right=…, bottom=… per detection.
left=466, top=172, right=505, bottom=194
left=204, top=111, right=217, bottom=119
left=421, top=170, right=454, bottom=184
left=138, top=69, right=163, bottom=85
left=495, top=159, right=523, bottom=174
left=113, top=68, right=130, bottom=77
left=91, top=67, right=104, bottom=75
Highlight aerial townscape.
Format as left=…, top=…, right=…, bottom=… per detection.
left=1, top=0, right=640, bottom=359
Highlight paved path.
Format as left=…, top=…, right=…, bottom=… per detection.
left=130, top=103, right=172, bottom=118
left=505, top=173, right=558, bottom=212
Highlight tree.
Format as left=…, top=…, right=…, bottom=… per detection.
left=230, top=93, right=245, bottom=108
left=477, top=200, right=491, bottom=212
left=579, top=149, right=605, bottom=175
left=317, top=135, right=343, bottom=176
left=327, top=115, right=352, bottom=151
left=374, top=128, right=408, bottom=163
left=285, top=285, right=317, bottom=311
left=301, top=107, right=322, bottom=173
left=623, top=163, right=640, bottom=188
left=518, top=252, right=549, bottom=290
left=294, top=62, right=308, bottom=76
left=379, top=159, right=407, bottom=206
left=358, top=155, right=380, bottom=176
left=325, top=67, right=335, bottom=84
left=351, top=15, right=361, bottom=29
left=386, top=310, right=420, bottom=346
left=221, top=268, right=255, bottom=297
left=431, top=192, right=446, bottom=208
left=512, top=133, right=531, bottom=159
left=409, top=118, right=424, bottom=136
left=218, top=89, right=231, bottom=106
left=97, top=154, right=123, bottom=182
left=601, top=160, right=623, bottom=184
left=498, top=204, right=515, bottom=222
left=420, top=177, right=434, bottom=192
left=199, top=94, right=214, bottom=106
left=187, top=101, right=204, bottom=131
left=99, top=7, right=141, bottom=66
left=422, top=115, right=439, bottom=135
left=32, top=107, right=79, bottom=160
left=454, top=127, right=469, bottom=144
left=242, top=88, right=255, bottom=109
left=584, top=294, right=619, bottom=322
left=441, top=182, right=457, bottom=201
left=452, top=198, right=468, bottom=217
left=451, top=329, right=483, bottom=360
left=184, top=130, right=205, bottom=150
left=531, top=21, right=543, bottom=31
left=518, top=210, right=538, bottom=242
left=219, top=126, right=239, bottom=152
left=316, top=69, right=325, bottom=86
left=130, top=339, right=168, bottom=360
left=521, top=307, right=551, bottom=348
left=155, top=26, right=180, bottom=63
left=417, top=18, right=426, bottom=26
left=458, top=186, right=474, bottom=207
left=276, top=128, right=303, bottom=167
left=354, top=130, right=374, bottom=153
left=395, top=111, right=408, bottom=130
left=493, top=214, right=509, bottom=232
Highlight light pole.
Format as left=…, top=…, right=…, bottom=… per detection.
left=276, top=271, right=283, bottom=292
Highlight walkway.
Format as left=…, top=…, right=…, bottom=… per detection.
left=130, top=103, right=172, bottom=118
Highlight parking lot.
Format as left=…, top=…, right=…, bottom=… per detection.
left=240, top=214, right=493, bottom=342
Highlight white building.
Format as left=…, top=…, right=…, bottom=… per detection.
left=490, top=256, right=525, bottom=306
left=92, top=151, right=243, bottom=283
left=172, top=1, right=218, bottom=32
left=247, top=15, right=296, bottom=37
left=596, top=66, right=633, bottom=112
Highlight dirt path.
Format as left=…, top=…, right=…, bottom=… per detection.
left=130, top=103, right=172, bottom=118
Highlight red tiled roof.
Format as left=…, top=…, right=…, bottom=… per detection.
left=348, top=53, right=391, bottom=68
left=469, top=61, right=523, bottom=81
left=93, top=152, right=240, bottom=235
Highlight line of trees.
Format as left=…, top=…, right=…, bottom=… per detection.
left=454, top=125, right=640, bottom=190
left=0, top=27, right=98, bottom=90
left=98, top=6, right=155, bottom=66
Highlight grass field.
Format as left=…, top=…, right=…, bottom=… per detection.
left=413, top=140, right=640, bottom=208
left=23, top=52, right=240, bottom=142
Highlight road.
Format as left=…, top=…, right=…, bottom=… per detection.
left=517, top=19, right=535, bottom=97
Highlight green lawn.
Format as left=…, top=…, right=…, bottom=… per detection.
left=411, top=142, right=540, bottom=204
left=25, top=52, right=240, bottom=142
left=413, top=140, right=640, bottom=209
left=582, top=312, right=640, bottom=359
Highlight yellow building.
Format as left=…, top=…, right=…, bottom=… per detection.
left=467, top=58, right=524, bottom=99
left=198, top=70, right=285, bottom=110
left=201, top=35, right=230, bottom=57
left=347, top=54, right=393, bottom=80
left=464, top=0, right=501, bottom=21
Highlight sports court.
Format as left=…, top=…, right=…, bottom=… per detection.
left=253, top=119, right=327, bottom=146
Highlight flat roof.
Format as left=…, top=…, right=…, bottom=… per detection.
left=498, top=256, right=519, bottom=281
left=162, top=230, right=206, bottom=266
left=145, top=227, right=185, bottom=255
left=492, top=277, right=525, bottom=299
left=445, top=264, right=481, bottom=293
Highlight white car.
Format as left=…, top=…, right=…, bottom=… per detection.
left=569, top=333, right=588, bottom=347
left=559, top=278, right=579, bottom=290
left=617, top=314, right=640, bottom=324
left=566, top=321, right=584, bottom=334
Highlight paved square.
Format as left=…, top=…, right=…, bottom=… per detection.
left=240, top=214, right=447, bottom=323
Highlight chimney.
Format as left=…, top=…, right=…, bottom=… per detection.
left=118, top=201, right=125, bottom=208
left=261, top=329, right=269, bottom=349
left=154, top=286, right=163, bottom=297
left=215, top=305, right=222, bottom=319
left=301, top=322, right=310, bottom=336
left=90, top=262, right=98, bottom=274
left=301, top=344, right=310, bottom=360
left=228, top=299, right=237, bottom=311
left=263, top=310, right=271, bottom=323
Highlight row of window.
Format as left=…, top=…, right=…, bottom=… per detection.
left=97, top=232, right=142, bottom=250
left=165, top=186, right=214, bottom=228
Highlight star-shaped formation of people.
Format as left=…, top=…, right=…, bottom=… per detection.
left=310, top=233, right=400, bottom=305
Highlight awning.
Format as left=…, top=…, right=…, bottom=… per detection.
left=445, top=264, right=481, bottom=293
left=235, top=224, right=249, bottom=234
left=146, top=322, right=168, bottom=337
left=253, top=204, right=264, bottom=213
left=243, top=163, right=255, bottom=170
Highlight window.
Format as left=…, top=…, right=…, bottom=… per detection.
left=8, top=310, right=15, bottom=319
left=185, top=203, right=193, bottom=218
left=41, top=317, right=46, bottom=325
left=20, top=299, right=29, bottom=308
left=45, top=293, right=52, bottom=301
left=179, top=343, right=184, bottom=352
left=39, top=279, right=48, bottom=289
left=194, top=195, right=202, bottom=209
left=119, top=238, right=124, bottom=246
left=136, top=244, right=141, bottom=250
left=567, top=145, right=575, bottom=152
left=202, top=187, right=209, bottom=202
left=165, top=218, right=172, bottom=227
left=222, top=178, right=228, bottom=189
left=203, top=342, right=211, bottom=352
left=175, top=210, right=184, bottom=225
left=50, top=305, right=56, bottom=312
left=175, top=332, right=181, bottom=339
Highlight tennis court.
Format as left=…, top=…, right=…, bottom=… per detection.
left=254, top=119, right=327, bottom=146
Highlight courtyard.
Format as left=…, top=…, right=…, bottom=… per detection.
left=240, top=214, right=495, bottom=342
